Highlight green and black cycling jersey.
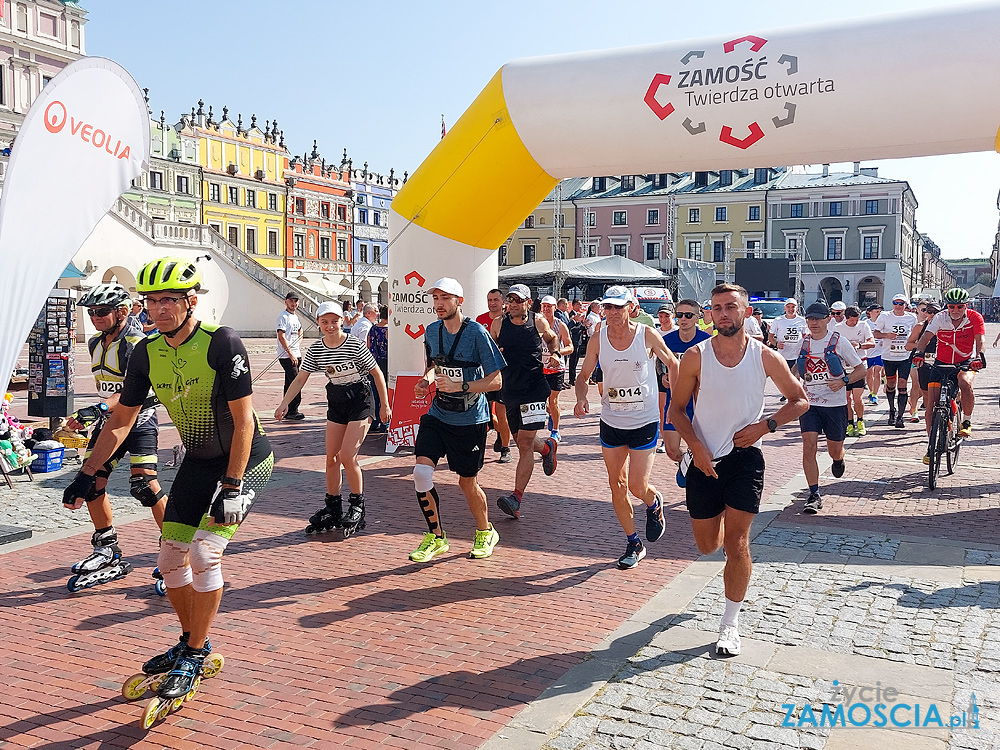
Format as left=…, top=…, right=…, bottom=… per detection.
left=119, top=322, right=268, bottom=461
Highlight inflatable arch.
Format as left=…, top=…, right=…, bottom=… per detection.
left=387, top=3, right=1000, bottom=379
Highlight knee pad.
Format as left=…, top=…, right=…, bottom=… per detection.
left=129, top=474, right=166, bottom=508
left=158, top=539, right=193, bottom=590
left=413, top=463, right=435, bottom=494
left=189, top=530, right=229, bottom=593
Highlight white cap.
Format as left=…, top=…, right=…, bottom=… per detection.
left=601, top=286, right=633, bottom=306
left=892, top=293, right=909, bottom=302
left=540, top=295, right=557, bottom=305
left=507, top=284, right=531, bottom=301
left=316, top=301, right=344, bottom=318
left=784, top=298, right=797, bottom=305
left=429, top=277, right=464, bottom=298
left=831, top=301, right=847, bottom=311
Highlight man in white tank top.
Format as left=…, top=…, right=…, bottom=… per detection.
left=573, top=286, right=681, bottom=571
left=669, top=284, right=808, bottom=657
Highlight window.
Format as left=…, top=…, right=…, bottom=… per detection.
left=584, top=243, right=597, bottom=258
left=621, top=175, right=635, bottom=191
left=209, top=223, right=221, bottom=234
left=613, top=211, right=627, bottom=226
left=719, top=170, right=732, bottom=187
left=42, top=76, right=52, bottom=88
left=176, top=175, right=189, bottom=195
left=826, top=236, right=843, bottom=260
left=655, top=173, right=669, bottom=188
left=753, top=168, right=769, bottom=185
left=688, top=241, right=702, bottom=260
left=585, top=212, right=596, bottom=227
left=337, top=238, right=347, bottom=260
left=748, top=205, right=761, bottom=221
left=557, top=213, right=565, bottom=228
left=320, top=236, right=331, bottom=259
left=593, top=177, right=606, bottom=192
left=863, top=236, right=880, bottom=259
left=787, top=238, right=798, bottom=251
left=524, top=215, right=535, bottom=229
left=373, top=210, right=381, bottom=227
left=357, top=194, right=366, bottom=205
left=245, top=227, right=256, bottom=254
left=865, top=199, right=879, bottom=215
left=149, top=171, right=163, bottom=190
left=320, top=202, right=329, bottom=219
left=71, top=20, right=81, bottom=47
left=360, top=244, right=369, bottom=263
left=295, top=198, right=306, bottom=215
left=228, top=226, right=239, bottom=248
left=268, top=193, right=278, bottom=211
left=613, top=243, right=627, bottom=257
left=499, top=246, right=508, bottom=265
left=246, top=190, right=256, bottom=208
left=713, top=241, right=725, bottom=262
left=694, top=172, right=708, bottom=187
left=268, top=230, right=278, bottom=255
left=829, top=201, right=843, bottom=217
left=746, top=240, right=760, bottom=250
left=374, top=245, right=382, bottom=265
left=337, top=205, right=346, bottom=221
left=16, top=4, right=27, bottom=33
left=358, top=208, right=368, bottom=224
left=0, top=71, right=4, bottom=106
left=523, top=244, right=535, bottom=263
left=715, top=206, right=727, bottom=222
left=790, top=203, right=804, bottom=218
left=38, top=13, right=56, bottom=36
left=647, top=209, right=659, bottom=225
left=689, top=208, right=700, bottom=223
left=228, top=186, right=239, bottom=205
left=293, top=234, right=304, bottom=257
left=646, top=242, right=659, bottom=261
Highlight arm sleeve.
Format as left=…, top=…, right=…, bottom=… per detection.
left=118, top=338, right=153, bottom=408
left=208, top=327, right=254, bottom=401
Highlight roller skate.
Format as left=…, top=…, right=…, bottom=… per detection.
left=139, top=644, right=218, bottom=729
left=67, top=527, right=132, bottom=593
left=341, top=493, right=366, bottom=538
left=305, top=493, right=342, bottom=534
left=151, top=567, right=166, bottom=596
left=122, top=635, right=221, bottom=701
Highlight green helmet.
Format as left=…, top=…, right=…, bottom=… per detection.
left=943, top=287, right=970, bottom=305
left=79, top=282, right=130, bottom=308
left=136, top=257, right=201, bottom=293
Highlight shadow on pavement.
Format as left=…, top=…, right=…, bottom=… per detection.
left=842, top=580, right=1000, bottom=609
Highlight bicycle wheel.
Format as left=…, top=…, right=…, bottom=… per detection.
left=947, top=403, right=963, bottom=475
left=928, top=410, right=946, bottom=490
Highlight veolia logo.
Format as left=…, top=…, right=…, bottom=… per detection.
left=42, top=99, right=132, bottom=160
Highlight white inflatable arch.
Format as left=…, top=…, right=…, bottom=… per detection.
left=388, top=3, right=1000, bottom=378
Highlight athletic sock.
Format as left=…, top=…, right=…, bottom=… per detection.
left=897, top=392, right=908, bottom=415
left=886, top=388, right=896, bottom=413
left=540, top=441, right=551, bottom=457
left=809, top=484, right=819, bottom=496
left=721, top=598, right=743, bottom=629
left=416, top=487, right=442, bottom=535
left=513, top=489, right=523, bottom=502
left=627, top=532, right=640, bottom=546
left=648, top=495, right=660, bottom=513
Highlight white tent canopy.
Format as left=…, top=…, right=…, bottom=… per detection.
left=499, top=255, right=665, bottom=283
left=289, top=272, right=359, bottom=300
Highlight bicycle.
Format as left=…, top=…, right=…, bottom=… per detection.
left=926, top=361, right=971, bottom=490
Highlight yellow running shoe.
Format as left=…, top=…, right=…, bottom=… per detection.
left=845, top=423, right=857, bottom=438
left=856, top=420, right=867, bottom=436
left=922, top=453, right=930, bottom=465
left=470, top=525, right=499, bottom=559
left=409, top=532, right=449, bottom=563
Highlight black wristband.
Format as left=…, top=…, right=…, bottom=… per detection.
left=222, top=476, right=242, bottom=487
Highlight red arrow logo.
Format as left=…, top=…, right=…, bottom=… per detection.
left=404, top=271, right=425, bottom=287
left=404, top=324, right=426, bottom=340
left=643, top=74, right=675, bottom=121
left=723, top=35, right=767, bottom=53
left=719, top=122, right=765, bottom=150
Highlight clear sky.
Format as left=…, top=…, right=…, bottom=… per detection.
left=85, top=0, right=999, bottom=260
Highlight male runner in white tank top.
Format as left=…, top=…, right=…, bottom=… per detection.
left=669, top=284, right=808, bottom=656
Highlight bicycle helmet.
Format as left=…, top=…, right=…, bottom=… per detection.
left=943, top=287, right=970, bottom=305
left=136, top=257, right=201, bottom=293
left=78, top=283, right=131, bottom=308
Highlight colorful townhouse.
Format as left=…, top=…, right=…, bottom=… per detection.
left=502, top=178, right=584, bottom=268
left=122, top=110, right=201, bottom=223
left=349, top=157, right=402, bottom=304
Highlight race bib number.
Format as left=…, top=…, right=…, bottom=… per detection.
left=98, top=380, right=122, bottom=395
left=519, top=401, right=547, bottom=420
left=889, top=340, right=907, bottom=353
left=784, top=329, right=800, bottom=341
left=436, top=365, right=464, bottom=383
left=607, top=386, right=643, bottom=412
left=325, top=362, right=359, bottom=384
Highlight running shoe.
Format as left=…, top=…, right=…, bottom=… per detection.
left=676, top=467, right=686, bottom=489
left=617, top=539, right=646, bottom=569
left=894, top=415, right=905, bottom=429
left=845, top=423, right=857, bottom=438
left=498, top=447, right=512, bottom=464
left=285, top=412, right=306, bottom=421
left=493, top=436, right=502, bottom=453
left=909, top=414, right=920, bottom=423
left=409, top=533, right=450, bottom=563
left=550, top=430, right=561, bottom=442
left=868, top=394, right=878, bottom=405
left=645, top=493, right=665, bottom=543
left=469, top=526, right=500, bottom=559
left=831, top=459, right=845, bottom=478
left=716, top=625, right=741, bottom=656
left=922, top=453, right=930, bottom=465
left=887, top=412, right=896, bottom=426
left=856, top=420, right=867, bottom=436
left=655, top=443, right=666, bottom=454
left=959, top=420, right=972, bottom=438
left=803, top=493, right=822, bottom=514
left=542, top=438, right=558, bottom=476
left=547, top=415, right=553, bottom=433
left=496, top=492, right=521, bottom=519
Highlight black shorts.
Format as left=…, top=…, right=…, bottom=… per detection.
left=846, top=378, right=866, bottom=391
left=164, top=440, right=274, bottom=529
left=883, top=359, right=912, bottom=381
left=503, top=381, right=552, bottom=433
left=591, top=366, right=604, bottom=383
left=486, top=389, right=503, bottom=404
left=599, top=420, right=658, bottom=450
left=87, top=424, right=159, bottom=472
left=545, top=371, right=565, bottom=392
left=799, top=404, right=848, bottom=442
left=917, top=363, right=933, bottom=392
left=686, top=446, right=764, bottom=519
left=326, top=381, right=373, bottom=424
left=414, top=413, right=488, bottom=478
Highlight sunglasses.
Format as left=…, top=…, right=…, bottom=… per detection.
left=947, top=303, right=966, bottom=309
left=832, top=311, right=844, bottom=316
left=676, top=312, right=698, bottom=319
left=506, top=296, right=526, bottom=303
left=892, top=301, right=906, bottom=306
left=87, top=306, right=116, bottom=317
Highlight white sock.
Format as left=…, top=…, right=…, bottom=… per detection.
left=721, top=597, right=743, bottom=629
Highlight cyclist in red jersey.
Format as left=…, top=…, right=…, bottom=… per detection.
left=912, top=288, right=985, bottom=437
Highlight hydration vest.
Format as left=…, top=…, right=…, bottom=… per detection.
left=797, top=331, right=849, bottom=382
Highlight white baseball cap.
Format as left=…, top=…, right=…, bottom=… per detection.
left=831, top=301, right=847, bottom=311
left=892, top=293, right=909, bottom=303
left=540, top=295, right=557, bottom=305
left=316, top=301, right=344, bottom=318
left=601, top=286, right=633, bottom=306
left=429, top=277, right=464, bottom=298
left=507, top=284, right=531, bottom=301
left=785, top=298, right=797, bottom=305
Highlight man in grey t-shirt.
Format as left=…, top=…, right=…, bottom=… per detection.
left=277, top=291, right=305, bottom=420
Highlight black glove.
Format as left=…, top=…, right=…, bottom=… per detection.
left=73, top=403, right=107, bottom=428
left=63, top=471, right=98, bottom=506
left=210, top=484, right=256, bottom=525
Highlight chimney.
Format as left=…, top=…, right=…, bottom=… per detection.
left=822, top=164, right=830, bottom=178
left=853, top=161, right=861, bottom=176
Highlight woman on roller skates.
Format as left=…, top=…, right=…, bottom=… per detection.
left=275, top=300, right=390, bottom=537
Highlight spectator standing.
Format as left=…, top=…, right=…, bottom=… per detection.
left=368, top=306, right=390, bottom=432
left=277, top=291, right=305, bottom=421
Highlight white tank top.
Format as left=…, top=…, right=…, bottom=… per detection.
left=692, top=337, right=767, bottom=459
left=599, top=323, right=660, bottom=429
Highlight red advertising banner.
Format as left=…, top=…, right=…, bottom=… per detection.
left=386, top=374, right=432, bottom=453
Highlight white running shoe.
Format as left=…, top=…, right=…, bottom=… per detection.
left=716, top=625, right=741, bottom=656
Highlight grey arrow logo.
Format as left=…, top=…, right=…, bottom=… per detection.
left=392, top=278, right=399, bottom=288
left=681, top=50, right=705, bottom=65
left=778, top=54, right=798, bottom=75
left=393, top=317, right=401, bottom=327
left=682, top=118, right=706, bottom=135
left=772, top=103, right=796, bottom=128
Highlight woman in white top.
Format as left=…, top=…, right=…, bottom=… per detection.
left=573, top=286, right=679, bottom=571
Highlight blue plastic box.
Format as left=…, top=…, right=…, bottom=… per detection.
left=31, top=446, right=64, bottom=473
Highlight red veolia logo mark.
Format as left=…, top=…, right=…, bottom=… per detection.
left=42, top=99, right=133, bottom=160
left=44, top=100, right=67, bottom=133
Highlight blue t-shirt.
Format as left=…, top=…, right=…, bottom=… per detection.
left=425, top=318, right=507, bottom=426
left=663, top=327, right=711, bottom=355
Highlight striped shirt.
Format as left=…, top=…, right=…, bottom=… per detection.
left=301, top=335, right=377, bottom=386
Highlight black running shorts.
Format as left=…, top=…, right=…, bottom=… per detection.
left=503, top=380, right=551, bottom=433
left=545, top=371, right=565, bottom=392
left=685, top=446, right=764, bottom=520
left=87, top=424, right=159, bottom=471
left=326, top=381, right=374, bottom=425
left=414, top=413, right=489, bottom=478
left=882, top=359, right=912, bottom=381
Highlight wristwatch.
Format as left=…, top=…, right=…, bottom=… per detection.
left=461, top=381, right=470, bottom=392
left=766, top=418, right=778, bottom=433
left=222, top=476, right=243, bottom=488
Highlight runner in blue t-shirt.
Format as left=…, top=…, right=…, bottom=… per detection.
left=661, top=299, right=712, bottom=465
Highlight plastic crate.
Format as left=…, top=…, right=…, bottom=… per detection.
left=31, top=447, right=65, bottom=473
left=58, top=435, right=89, bottom=450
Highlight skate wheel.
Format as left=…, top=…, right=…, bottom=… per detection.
left=184, top=677, right=201, bottom=702
left=170, top=696, right=185, bottom=712
left=141, top=697, right=166, bottom=730
left=67, top=575, right=82, bottom=593
left=203, top=654, right=225, bottom=678
left=305, top=525, right=316, bottom=534
left=122, top=673, right=149, bottom=701
left=154, top=579, right=167, bottom=596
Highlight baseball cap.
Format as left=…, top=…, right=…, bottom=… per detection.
left=284, top=291, right=300, bottom=301
left=892, top=293, right=908, bottom=303
left=429, top=277, right=464, bottom=298
left=507, top=283, right=531, bottom=301
left=831, top=301, right=847, bottom=311
left=316, top=300, right=344, bottom=318
left=804, top=301, right=831, bottom=319
left=784, top=298, right=797, bottom=305
left=657, top=303, right=673, bottom=314
left=601, top=286, right=633, bottom=306
left=540, top=295, right=557, bottom=305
